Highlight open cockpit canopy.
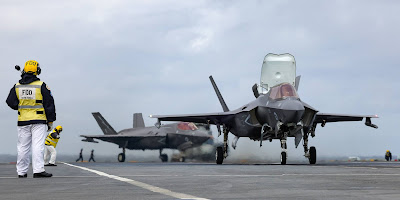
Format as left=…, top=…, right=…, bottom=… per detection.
left=259, top=53, right=296, bottom=94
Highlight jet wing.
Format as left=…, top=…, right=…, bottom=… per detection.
left=315, top=113, right=378, bottom=128
left=150, top=111, right=237, bottom=125
left=80, top=134, right=165, bottom=144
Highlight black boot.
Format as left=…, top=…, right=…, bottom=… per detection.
left=45, top=163, right=57, bottom=166
left=18, top=174, right=27, bottom=178
left=33, top=171, right=52, bottom=178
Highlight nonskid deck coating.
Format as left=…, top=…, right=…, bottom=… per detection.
left=0, top=161, right=399, bottom=200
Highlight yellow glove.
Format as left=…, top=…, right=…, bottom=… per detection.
left=47, top=122, right=53, bottom=132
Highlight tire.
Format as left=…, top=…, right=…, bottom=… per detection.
left=216, top=146, right=223, bottom=165
left=281, top=152, right=287, bottom=165
left=118, top=153, right=125, bottom=162
left=309, top=146, right=316, bottom=164
left=160, top=154, right=168, bottom=162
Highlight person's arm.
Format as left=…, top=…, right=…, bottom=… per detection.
left=50, top=132, right=60, bottom=139
left=6, top=85, right=19, bottom=110
left=41, top=82, right=56, bottom=122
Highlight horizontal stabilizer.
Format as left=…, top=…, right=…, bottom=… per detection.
left=81, top=137, right=99, bottom=143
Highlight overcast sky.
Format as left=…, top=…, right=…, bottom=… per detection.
left=1, top=1, right=398, bottom=162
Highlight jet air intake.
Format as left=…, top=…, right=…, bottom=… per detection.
left=280, top=99, right=305, bottom=124
left=255, top=98, right=305, bottom=125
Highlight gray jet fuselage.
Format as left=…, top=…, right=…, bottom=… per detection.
left=213, top=85, right=306, bottom=141
left=81, top=113, right=213, bottom=162
left=117, top=124, right=212, bottom=150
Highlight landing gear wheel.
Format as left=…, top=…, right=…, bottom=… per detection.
left=179, top=157, right=185, bottom=162
left=216, top=146, right=224, bottom=165
left=280, top=152, right=287, bottom=165
left=309, top=146, right=316, bottom=164
left=160, top=154, right=168, bottom=162
left=118, top=153, right=125, bottom=162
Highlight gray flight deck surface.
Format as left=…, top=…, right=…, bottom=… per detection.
left=1, top=161, right=400, bottom=200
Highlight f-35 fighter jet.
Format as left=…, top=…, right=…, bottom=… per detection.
left=151, top=53, right=378, bottom=165
left=81, top=112, right=212, bottom=162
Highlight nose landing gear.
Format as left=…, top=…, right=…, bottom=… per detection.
left=280, top=136, right=288, bottom=165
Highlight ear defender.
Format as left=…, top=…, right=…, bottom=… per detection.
left=37, top=65, right=41, bottom=75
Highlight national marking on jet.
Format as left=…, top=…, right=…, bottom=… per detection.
left=81, top=112, right=213, bottom=162
left=150, top=53, right=378, bottom=165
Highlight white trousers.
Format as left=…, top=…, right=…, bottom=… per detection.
left=17, top=124, right=47, bottom=175
left=44, top=145, right=57, bottom=164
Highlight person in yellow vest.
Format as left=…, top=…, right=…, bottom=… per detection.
left=44, top=126, right=63, bottom=166
left=385, top=150, right=392, bottom=161
left=6, top=60, right=56, bottom=178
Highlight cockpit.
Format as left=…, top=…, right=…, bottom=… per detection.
left=269, top=83, right=299, bottom=100
left=177, top=122, right=198, bottom=131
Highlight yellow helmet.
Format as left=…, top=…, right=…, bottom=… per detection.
left=386, top=150, right=390, bottom=152
left=55, top=125, right=63, bottom=133
left=24, top=60, right=41, bottom=75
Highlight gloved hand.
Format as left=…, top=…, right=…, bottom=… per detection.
left=47, top=122, right=53, bottom=132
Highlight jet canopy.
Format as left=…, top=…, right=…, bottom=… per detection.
left=259, top=53, right=296, bottom=94
left=269, top=83, right=299, bottom=100
left=177, top=122, right=198, bottom=131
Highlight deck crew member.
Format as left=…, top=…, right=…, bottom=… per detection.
left=76, top=148, right=84, bottom=162
left=44, top=125, right=63, bottom=166
left=88, top=149, right=95, bottom=162
left=6, top=60, right=56, bottom=178
left=385, top=150, right=392, bottom=161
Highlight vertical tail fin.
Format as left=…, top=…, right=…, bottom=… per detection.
left=209, top=76, right=230, bottom=112
left=133, top=113, right=145, bottom=128
left=92, top=112, right=118, bottom=135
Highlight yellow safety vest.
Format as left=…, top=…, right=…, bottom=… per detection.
left=15, top=81, right=47, bottom=123
left=45, top=131, right=59, bottom=148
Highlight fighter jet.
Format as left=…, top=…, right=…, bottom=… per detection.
left=81, top=112, right=212, bottom=162
left=150, top=53, right=378, bottom=165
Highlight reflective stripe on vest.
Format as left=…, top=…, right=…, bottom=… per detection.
left=16, top=81, right=47, bottom=122
left=45, top=131, right=59, bottom=148
left=15, top=84, right=41, bottom=88
left=18, top=105, right=44, bottom=109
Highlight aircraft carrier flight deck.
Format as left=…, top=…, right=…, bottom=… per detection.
left=1, top=161, right=400, bottom=200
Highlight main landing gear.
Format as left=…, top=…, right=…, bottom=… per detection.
left=303, top=133, right=317, bottom=164
left=215, top=126, right=229, bottom=165
left=159, top=149, right=168, bottom=162
left=118, top=148, right=126, bottom=162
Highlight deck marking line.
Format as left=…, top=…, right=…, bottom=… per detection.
left=62, top=162, right=209, bottom=200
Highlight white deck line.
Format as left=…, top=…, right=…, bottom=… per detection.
left=62, top=162, right=209, bottom=200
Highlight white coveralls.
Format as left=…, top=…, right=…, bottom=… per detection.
left=44, top=145, right=57, bottom=164
left=17, top=124, right=47, bottom=175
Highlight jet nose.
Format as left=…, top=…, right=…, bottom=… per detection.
left=281, top=100, right=305, bottom=124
